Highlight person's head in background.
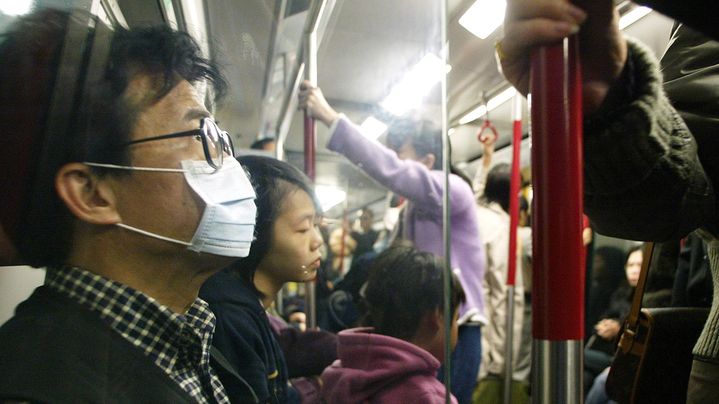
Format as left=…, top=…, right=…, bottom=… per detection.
left=361, top=246, right=465, bottom=363
left=387, top=119, right=442, bottom=170
left=282, top=298, right=307, bottom=331
left=229, top=155, right=323, bottom=306
left=592, top=246, right=627, bottom=287
left=519, top=195, right=530, bottom=227
left=359, top=208, right=374, bottom=233
left=625, top=245, right=644, bottom=287
left=483, top=163, right=511, bottom=213
left=386, top=119, right=473, bottom=186
left=250, top=137, right=276, bottom=152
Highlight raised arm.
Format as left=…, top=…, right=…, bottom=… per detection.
left=498, top=0, right=715, bottom=240
left=299, top=81, right=472, bottom=214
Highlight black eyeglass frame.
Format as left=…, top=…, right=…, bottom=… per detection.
left=116, top=117, right=234, bottom=170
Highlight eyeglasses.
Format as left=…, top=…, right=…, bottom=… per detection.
left=117, top=118, right=234, bottom=170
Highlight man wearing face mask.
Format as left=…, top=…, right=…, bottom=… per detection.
left=0, top=9, right=255, bottom=403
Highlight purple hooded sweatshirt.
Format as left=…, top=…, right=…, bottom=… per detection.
left=321, top=328, right=458, bottom=404
left=327, top=116, right=486, bottom=324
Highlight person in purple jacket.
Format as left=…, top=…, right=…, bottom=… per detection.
left=322, top=246, right=465, bottom=403
left=300, top=81, right=486, bottom=403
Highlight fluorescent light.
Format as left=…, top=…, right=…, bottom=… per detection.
left=381, top=53, right=448, bottom=116
left=0, top=0, right=32, bottom=16
left=459, top=86, right=517, bottom=124
left=619, top=6, right=652, bottom=30
left=459, top=0, right=506, bottom=39
left=359, top=116, right=388, bottom=140
left=315, top=185, right=346, bottom=212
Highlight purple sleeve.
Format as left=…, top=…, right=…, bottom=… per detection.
left=327, top=117, right=473, bottom=213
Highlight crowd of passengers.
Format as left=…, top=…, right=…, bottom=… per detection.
left=1, top=1, right=719, bottom=403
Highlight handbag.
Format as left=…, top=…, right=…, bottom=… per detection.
left=605, top=242, right=709, bottom=403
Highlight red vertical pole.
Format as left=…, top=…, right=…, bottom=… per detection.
left=530, top=33, right=585, bottom=403
left=508, top=96, right=522, bottom=288
left=503, top=94, right=523, bottom=404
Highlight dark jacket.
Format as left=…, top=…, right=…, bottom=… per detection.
left=200, top=270, right=289, bottom=404
left=0, top=287, right=193, bottom=403
left=584, top=30, right=719, bottom=360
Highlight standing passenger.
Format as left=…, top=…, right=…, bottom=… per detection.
left=473, top=163, right=527, bottom=403
left=0, top=9, right=255, bottom=402
left=351, top=208, right=380, bottom=258
left=300, top=82, right=486, bottom=403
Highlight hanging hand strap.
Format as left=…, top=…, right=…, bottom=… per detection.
left=477, top=119, right=499, bottom=143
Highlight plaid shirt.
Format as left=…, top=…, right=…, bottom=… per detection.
left=45, top=266, right=230, bottom=404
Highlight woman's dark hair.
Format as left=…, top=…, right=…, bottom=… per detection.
left=385, top=118, right=473, bottom=187
left=386, top=119, right=442, bottom=170
left=591, top=246, right=626, bottom=286
left=229, top=155, right=321, bottom=296
left=0, top=8, right=227, bottom=267
left=626, top=244, right=644, bottom=264
left=483, top=163, right=511, bottom=212
left=361, top=246, right=465, bottom=340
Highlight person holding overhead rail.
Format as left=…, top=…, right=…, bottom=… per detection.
left=300, top=81, right=486, bottom=403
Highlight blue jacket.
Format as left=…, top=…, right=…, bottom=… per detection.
left=200, top=269, right=289, bottom=404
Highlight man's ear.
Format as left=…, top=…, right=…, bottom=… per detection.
left=422, top=153, right=436, bottom=170
left=55, top=163, right=122, bottom=225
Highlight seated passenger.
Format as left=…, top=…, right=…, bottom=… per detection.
left=0, top=8, right=254, bottom=402
left=586, top=246, right=627, bottom=338
left=322, top=246, right=465, bottom=404
left=584, top=245, right=643, bottom=393
left=200, top=155, right=326, bottom=404
left=300, top=83, right=485, bottom=403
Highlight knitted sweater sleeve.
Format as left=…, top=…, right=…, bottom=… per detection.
left=583, top=38, right=715, bottom=242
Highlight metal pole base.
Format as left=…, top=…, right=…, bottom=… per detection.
left=531, top=339, right=583, bottom=404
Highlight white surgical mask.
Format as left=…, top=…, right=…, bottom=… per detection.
left=85, top=158, right=257, bottom=257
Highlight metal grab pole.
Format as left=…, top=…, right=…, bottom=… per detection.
left=439, top=1, right=452, bottom=403
left=503, top=93, right=523, bottom=404
left=338, top=209, right=347, bottom=276
left=304, top=111, right=315, bottom=181
left=303, top=0, right=325, bottom=330
left=530, top=35, right=585, bottom=404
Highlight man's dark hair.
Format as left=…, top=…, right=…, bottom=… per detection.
left=361, top=246, right=465, bottom=341
left=228, top=155, right=321, bottom=297
left=483, top=163, right=511, bottom=213
left=0, top=8, right=227, bottom=268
